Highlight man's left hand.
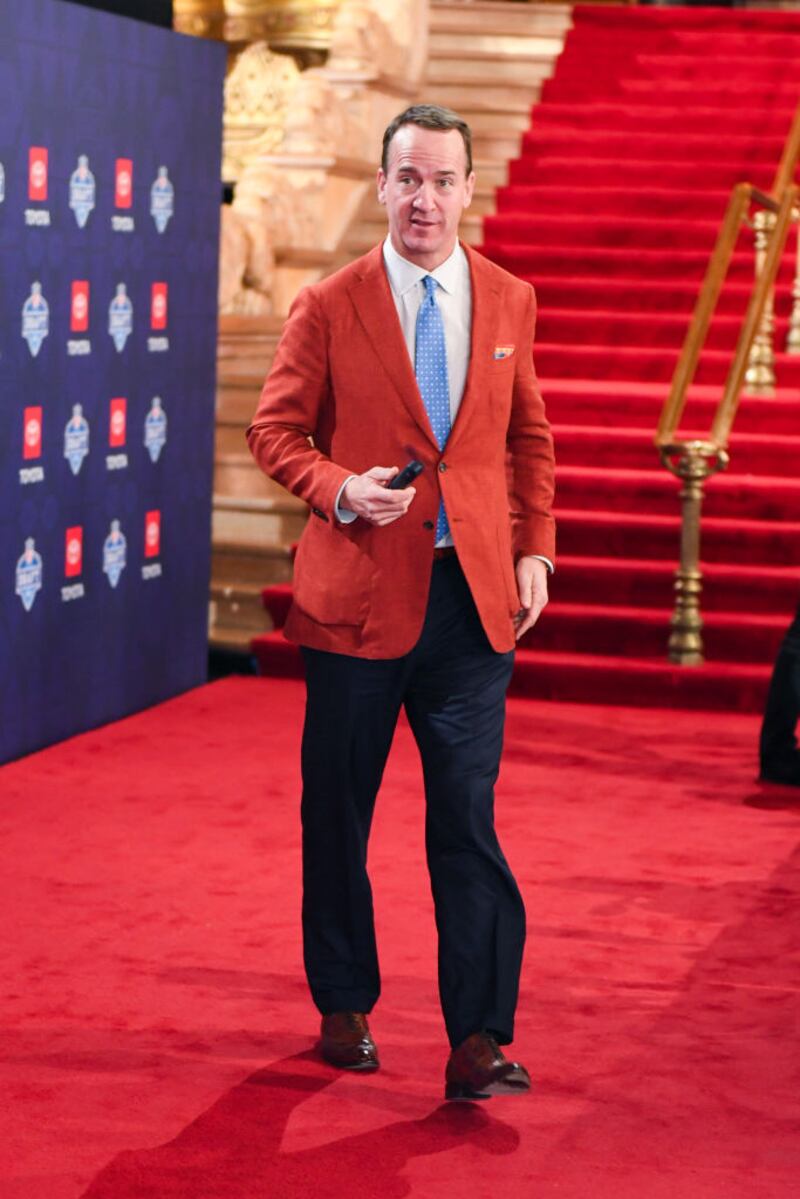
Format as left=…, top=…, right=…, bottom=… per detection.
left=514, top=556, right=549, bottom=641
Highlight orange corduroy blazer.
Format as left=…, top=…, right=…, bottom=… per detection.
left=246, top=242, right=555, bottom=658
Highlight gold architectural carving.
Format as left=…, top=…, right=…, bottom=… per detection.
left=328, top=0, right=426, bottom=83
left=223, top=0, right=343, bottom=63
left=222, top=41, right=300, bottom=179
left=327, top=2, right=393, bottom=74
left=174, top=0, right=225, bottom=38
left=219, top=1, right=428, bottom=313
left=282, top=70, right=359, bottom=156
left=219, top=204, right=275, bottom=314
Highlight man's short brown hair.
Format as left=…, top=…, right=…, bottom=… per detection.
left=381, top=104, right=473, bottom=177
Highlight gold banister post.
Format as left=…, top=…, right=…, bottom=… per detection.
left=659, top=442, right=728, bottom=666
left=656, top=183, right=798, bottom=667
left=744, top=207, right=778, bottom=394
left=785, top=210, right=800, bottom=352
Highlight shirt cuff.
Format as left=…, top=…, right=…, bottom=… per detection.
left=334, top=476, right=358, bottom=524
left=530, top=555, right=554, bottom=574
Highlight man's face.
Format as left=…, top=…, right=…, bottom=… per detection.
left=377, top=124, right=475, bottom=270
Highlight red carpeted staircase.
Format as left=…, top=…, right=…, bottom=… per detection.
left=253, top=4, right=800, bottom=712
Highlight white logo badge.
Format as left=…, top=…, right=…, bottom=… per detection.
left=22, top=282, right=49, bottom=357
left=150, top=166, right=174, bottom=234
left=64, top=404, right=90, bottom=476
left=108, top=284, right=133, bottom=353
left=69, top=155, right=96, bottom=228
left=16, top=538, right=43, bottom=611
left=144, top=396, right=167, bottom=463
left=103, top=520, right=127, bottom=588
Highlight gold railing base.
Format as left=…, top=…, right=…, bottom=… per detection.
left=659, top=441, right=729, bottom=668
left=668, top=648, right=704, bottom=666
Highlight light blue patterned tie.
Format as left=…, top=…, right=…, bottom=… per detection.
left=415, top=275, right=451, bottom=542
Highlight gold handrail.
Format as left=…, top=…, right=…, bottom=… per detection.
left=712, top=187, right=798, bottom=446
left=654, top=101, right=800, bottom=666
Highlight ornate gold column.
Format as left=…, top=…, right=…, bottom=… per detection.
left=744, top=209, right=777, bottom=394
left=785, top=211, right=800, bottom=352
left=174, top=0, right=226, bottom=38
left=660, top=441, right=729, bottom=666
left=224, top=1, right=343, bottom=65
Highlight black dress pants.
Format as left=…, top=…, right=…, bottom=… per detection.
left=760, top=600, right=800, bottom=769
left=299, top=554, right=524, bottom=1049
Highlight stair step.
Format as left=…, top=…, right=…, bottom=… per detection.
left=248, top=631, right=773, bottom=714
left=210, top=579, right=272, bottom=634
left=211, top=540, right=293, bottom=585
left=541, top=380, right=800, bottom=437
left=552, top=425, right=800, bottom=478
left=423, top=83, right=540, bottom=115
left=507, top=649, right=771, bottom=713
left=429, top=52, right=556, bottom=86
left=522, top=602, right=786, bottom=664
left=430, top=1, right=572, bottom=39
left=555, top=508, right=800, bottom=566
left=429, top=33, right=564, bottom=61
left=212, top=489, right=307, bottom=546
left=551, top=556, right=800, bottom=616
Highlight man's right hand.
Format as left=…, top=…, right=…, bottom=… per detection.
left=342, top=466, right=416, bottom=526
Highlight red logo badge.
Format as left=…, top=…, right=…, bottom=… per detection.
left=65, top=527, right=83, bottom=578
left=115, top=158, right=133, bottom=208
left=144, top=510, right=161, bottom=558
left=109, top=398, right=127, bottom=447
left=23, top=407, right=42, bottom=460
left=29, top=147, right=48, bottom=201
left=71, top=281, right=90, bottom=333
left=151, top=283, right=168, bottom=330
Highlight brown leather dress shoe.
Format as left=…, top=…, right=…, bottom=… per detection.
left=319, top=1012, right=379, bottom=1071
left=445, top=1032, right=531, bottom=1100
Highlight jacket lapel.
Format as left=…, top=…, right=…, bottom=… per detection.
left=348, top=247, right=438, bottom=449
left=446, top=243, right=503, bottom=452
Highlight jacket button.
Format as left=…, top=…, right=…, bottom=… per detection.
left=423, top=520, right=434, bottom=530
left=438, top=462, right=447, bottom=473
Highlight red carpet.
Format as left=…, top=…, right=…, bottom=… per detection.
left=2, top=676, right=800, bottom=1197
left=253, top=5, right=800, bottom=710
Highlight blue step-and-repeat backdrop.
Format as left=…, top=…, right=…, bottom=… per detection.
left=0, top=0, right=226, bottom=763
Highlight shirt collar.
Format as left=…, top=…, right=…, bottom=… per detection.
left=382, top=236, right=466, bottom=298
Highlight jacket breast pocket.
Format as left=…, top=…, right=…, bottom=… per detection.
left=291, top=518, right=374, bottom=627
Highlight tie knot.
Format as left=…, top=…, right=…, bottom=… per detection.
left=423, top=275, right=437, bottom=299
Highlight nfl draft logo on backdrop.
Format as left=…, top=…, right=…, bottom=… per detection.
left=150, top=166, right=174, bottom=233
left=64, top=404, right=90, bottom=476
left=108, top=284, right=133, bottom=352
left=22, top=282, right=49, bottom=357
left=69, top=155, right=96, bottom=228
left=16, top=538, right=43, bottom=612
left=103, top=520, right=127, bottom=588
left=144, top=396, right=167, bottom=462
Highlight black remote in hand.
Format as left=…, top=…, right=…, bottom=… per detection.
left=388, top=460, right=424, bottom=490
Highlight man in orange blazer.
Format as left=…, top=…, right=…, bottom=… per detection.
left=247, top=105, right=555, bottom=1100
